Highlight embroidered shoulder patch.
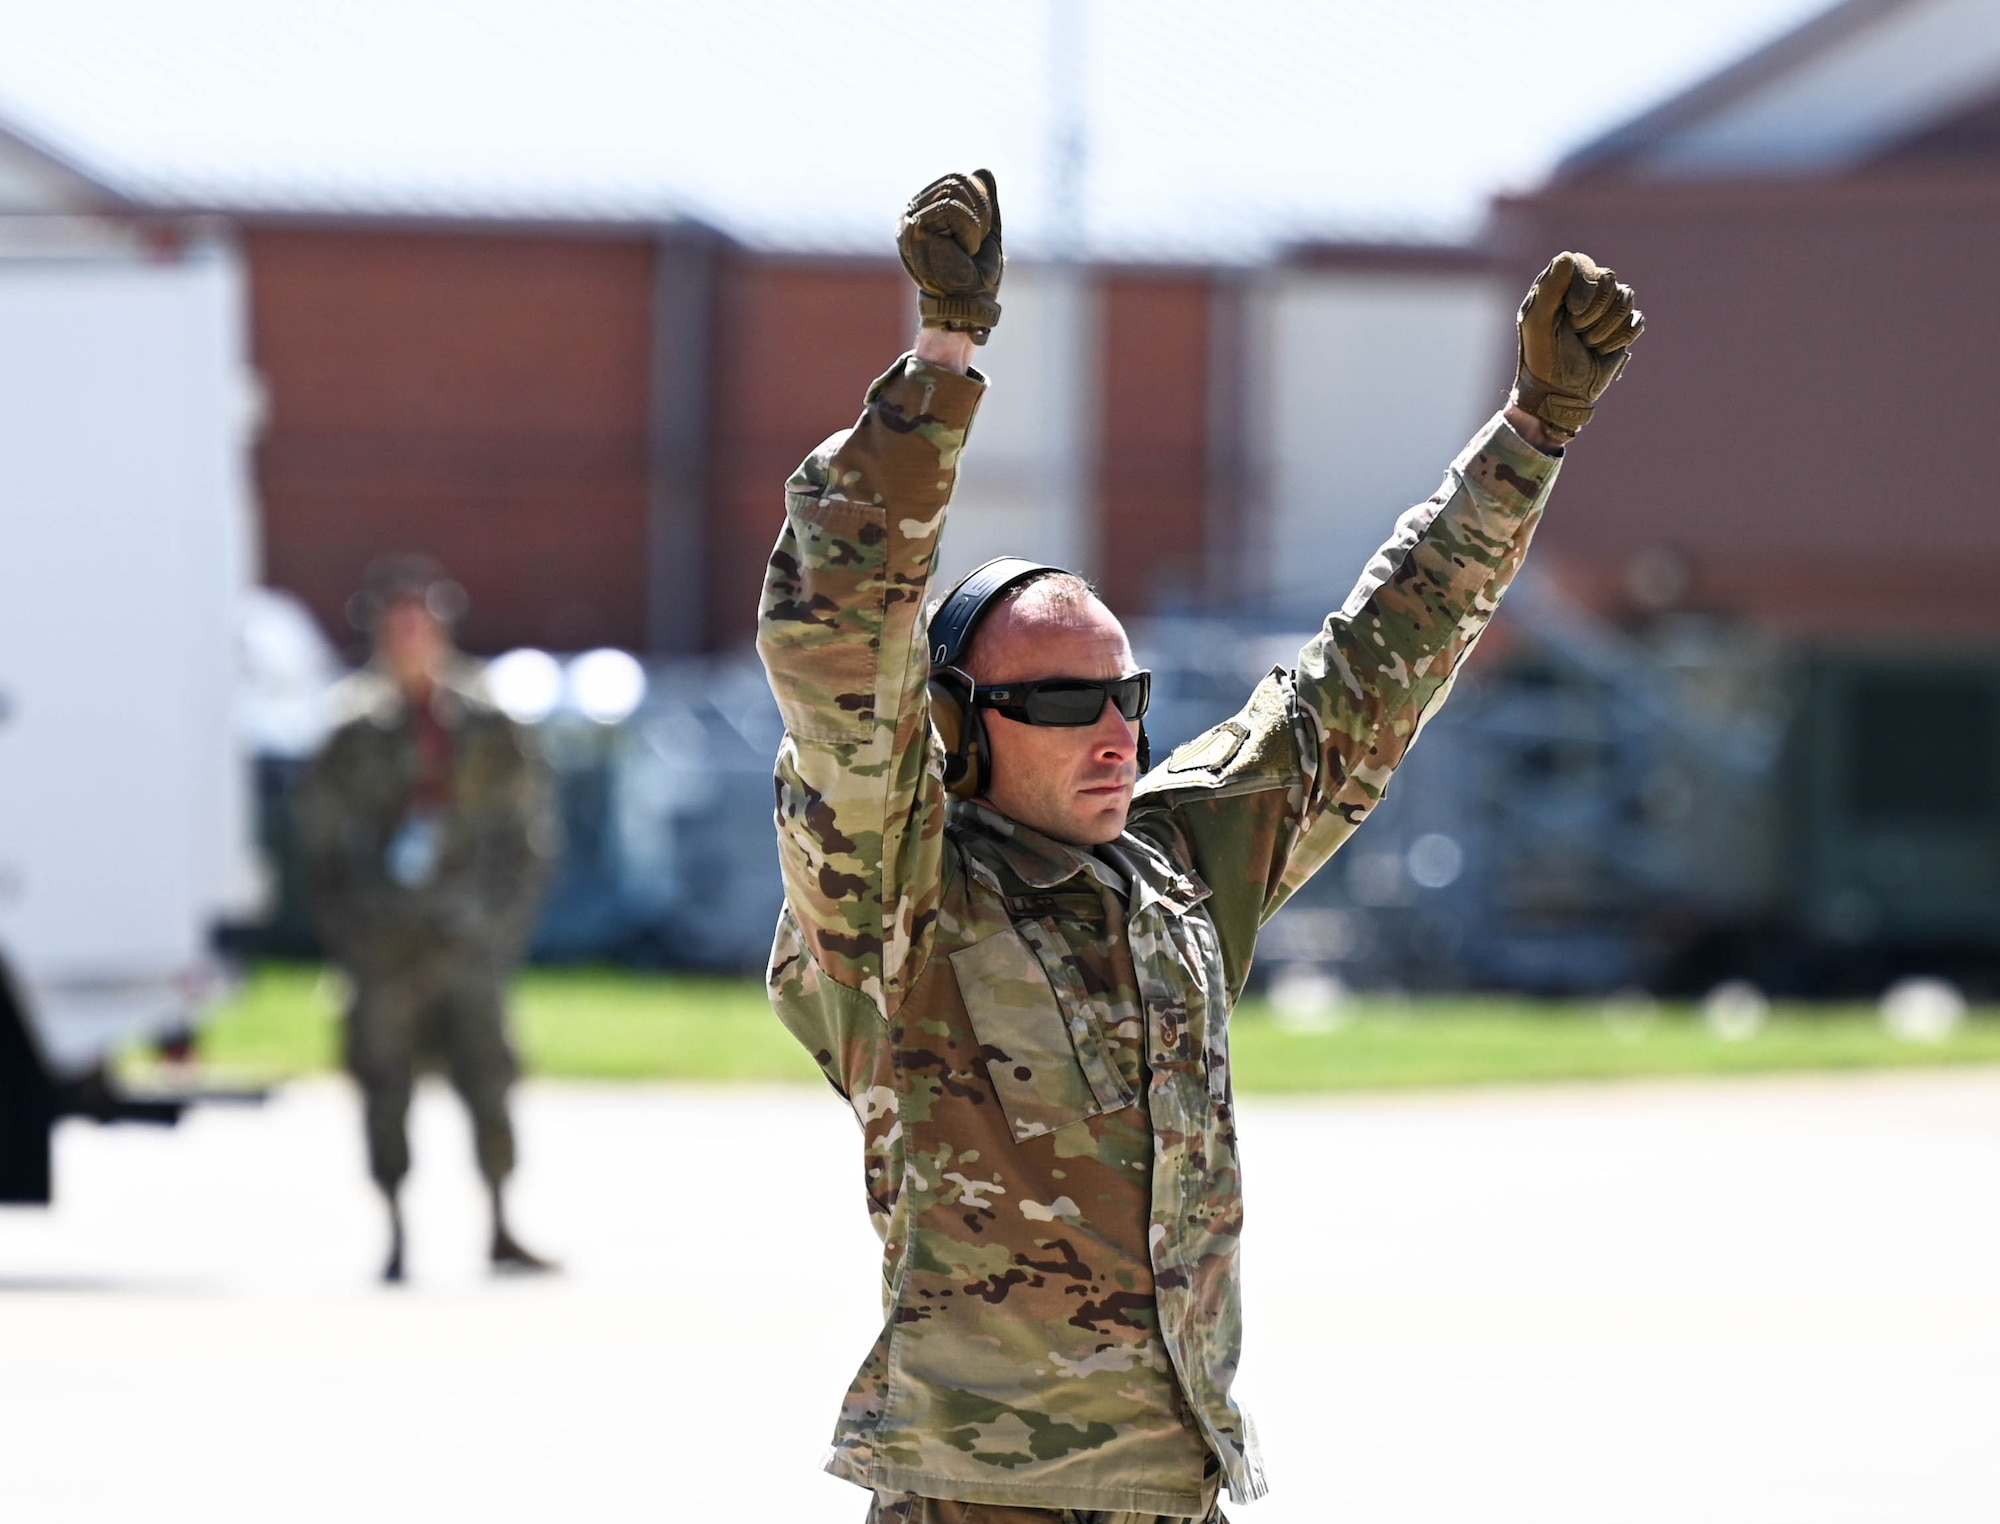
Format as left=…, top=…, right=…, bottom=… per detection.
left=1166, top=723, right=1247, bottom=774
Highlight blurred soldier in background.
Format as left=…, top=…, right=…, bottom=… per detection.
left=296, top=555, right=559, bottom=1283
left=759, top=170, right=1641, bottom=1521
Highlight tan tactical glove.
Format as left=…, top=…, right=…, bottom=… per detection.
left=897, top=169, right=1003, bottom=343
left=1511, top=252, right=1644, bottom=445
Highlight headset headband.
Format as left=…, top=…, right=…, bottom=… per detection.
left=928, top=557, right=1066, bottom=669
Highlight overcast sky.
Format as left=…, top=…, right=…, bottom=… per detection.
left=0, top=0, right=1835, bottom=254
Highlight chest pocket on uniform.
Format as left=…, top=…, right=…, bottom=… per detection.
left=951, top=921, right=1135, bottom=1142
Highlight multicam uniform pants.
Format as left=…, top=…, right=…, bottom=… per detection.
left=869, top=1494, right=1228, bottom=1524
left=343, top=955, right=518, bottom=1190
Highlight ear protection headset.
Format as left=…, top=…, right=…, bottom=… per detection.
left=926, top=556, right=1150, bottom=799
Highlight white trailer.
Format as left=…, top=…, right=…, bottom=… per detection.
left=0, top=224, right=261, bottom=1203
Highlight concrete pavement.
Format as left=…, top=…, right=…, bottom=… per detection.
left=4, top=1070, right=1999, bottom=1523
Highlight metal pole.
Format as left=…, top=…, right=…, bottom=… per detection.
left=1048, top=0, right=1088, bottom=259
left=646, top=226, right=719, bottom=654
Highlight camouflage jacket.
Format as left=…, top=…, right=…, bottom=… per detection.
left=759, top=354, right=1560, bottom=1513
left=295, top=662, right=558, bottom=978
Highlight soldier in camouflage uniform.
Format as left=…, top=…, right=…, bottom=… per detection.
left=296, top=555, right=559, bottom=1283
left=759, top=171, right=1642, bottom=1521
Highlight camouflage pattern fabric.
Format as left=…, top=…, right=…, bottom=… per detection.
left=295, top=663, right=557, bottom=1188
left=759, top=354, right=1560, bottom=1513
left=869, top=1489, right=1227, bottom=1523
left=342, top=954, right=520, bottom=1189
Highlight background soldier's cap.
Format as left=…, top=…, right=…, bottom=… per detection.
left=346, top=552, right=470, bottom=632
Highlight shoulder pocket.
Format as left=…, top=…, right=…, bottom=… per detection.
left=951, top=924, right=1133, bottom=1141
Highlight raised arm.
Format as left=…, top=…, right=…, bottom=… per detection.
left=757, top=171, right=1002, bottom=1026
left=1133, top=253, right=1644, bottom=994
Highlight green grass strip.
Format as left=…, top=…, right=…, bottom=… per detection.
left=1226, top=998, right=2000, bottom=1091
left=159, top=963, right=2000, bottom=1093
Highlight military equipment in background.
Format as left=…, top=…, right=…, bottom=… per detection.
left=1784, top=655, right=2000, bottom=980
left=529, top=654, right=785, bottom=969
left=1210, top=579, right=2000, bottom=1000
left=253, top=648, right=787, bottom=973
left=246, top=584, right=1999, bottom=1002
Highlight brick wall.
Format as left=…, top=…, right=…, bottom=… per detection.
left=1496, top=172, right=2000, bottom=639
left=701, top=254, right=911, bottom=651
left=247, top=225, right=654, bottom=654
left=1095, top=271, right=1212, bottom=615
left=246, top=227, right=1240, bottom=655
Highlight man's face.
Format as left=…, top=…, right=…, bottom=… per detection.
left=376, top=594, right=450, bottom=696
left=971, top=592, right=1141, bottom=846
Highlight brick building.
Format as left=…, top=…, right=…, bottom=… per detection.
left=7, top=0, right=2000, bottom=659
left=1496, top=0, right=2000, bottom=640
left=0, top=136, right=1255, bottom=656
left=7, top=0, right=1997, bottom=981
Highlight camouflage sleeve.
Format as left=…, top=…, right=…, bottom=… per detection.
left=454, top=716, right=559, bottom=962
left=757, top=353, right=987, bottom=1018
left=1131, top=410, right=1561, bottom=996
left=291, top=729, right=391, bottom=962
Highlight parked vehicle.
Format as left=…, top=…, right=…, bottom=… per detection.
left=0, top=227, right=262, bottom=1203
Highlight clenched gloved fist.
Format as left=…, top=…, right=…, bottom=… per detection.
left=1511, top=252, right=1643, bottom=445
left=898, top=169, right=1004, bottom=344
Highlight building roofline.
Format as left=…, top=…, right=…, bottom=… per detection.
left=214, top=204, right=730, bottom=244
left=1498, top=158, right=2000, bottom=220
left=1554, top=0, right=1915, bottom=184
left=1278, top=239, right=1497, bottom=275
left=0, top=111, right=135, bottom=211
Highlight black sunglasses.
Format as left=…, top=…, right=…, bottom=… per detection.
left=971, top=671, right=1152, bottom=727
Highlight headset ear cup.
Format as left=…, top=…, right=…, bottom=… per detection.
left=928, top=670, right=982, bottom=798
left=928, top=674, right=967, bottom=786
left=959, top=710, right=990, bottom=799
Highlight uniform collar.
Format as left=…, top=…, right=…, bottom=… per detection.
left=354, top=659, right=483, bottom=729
left=951, top=799, right=1209, bottom=914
